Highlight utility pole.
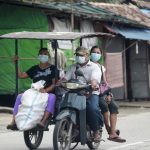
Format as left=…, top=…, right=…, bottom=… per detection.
left=71, top=0, right=74, bottom=32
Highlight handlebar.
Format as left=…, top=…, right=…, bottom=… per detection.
left=56, top=79, right=99, bottom=92
left=61, top=82, right=90, bottom=90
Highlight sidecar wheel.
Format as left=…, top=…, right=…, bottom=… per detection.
left=24, top=130, right=43, bottom=149
left=53, top=117, right=73, bottom=150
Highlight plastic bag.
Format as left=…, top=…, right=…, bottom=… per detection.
left=99, top=81, right=111, bottom=96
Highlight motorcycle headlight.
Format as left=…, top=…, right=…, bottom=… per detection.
left=61, top=82, right=86, bottom=89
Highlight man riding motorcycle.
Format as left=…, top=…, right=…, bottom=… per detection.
left=64, top=46, right=104, bottom=142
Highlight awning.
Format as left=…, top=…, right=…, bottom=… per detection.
left=105, top=25, right=150, bottom=41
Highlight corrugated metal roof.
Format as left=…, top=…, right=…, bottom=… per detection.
left=90, top=2, right=150, bottom=28
left=106, top=25, right=150, bottom=41
left=132, top=0, right=150, bottom=9
left=0, top=0, right=146, bottom=28
left=140, top=9, right=150, bottom=17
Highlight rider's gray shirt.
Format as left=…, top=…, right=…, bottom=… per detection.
left=65, top=60, right=102, bottom=95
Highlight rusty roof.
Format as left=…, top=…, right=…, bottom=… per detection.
left=90, top=2, right=150, bottom=28
left=1, top=0, right=150, bottom=28
left=132, top=0, right=150, bottom=9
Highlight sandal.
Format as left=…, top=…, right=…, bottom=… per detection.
left=93, top=130, right=101, bottom=143
left=107, top=127, right=120, bottom=136
left=108, top=136, right=126, bottom=143
left=116, top=129, right=120, bottom=136
left=7, top=123, right=18, bottom=130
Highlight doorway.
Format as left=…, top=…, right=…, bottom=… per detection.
left=126, top=40, right=149, bottom=100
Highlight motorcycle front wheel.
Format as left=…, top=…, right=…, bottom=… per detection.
left=24, top=130, right=43, bottom=149
left=86, top=128, right=102, bottom=150
left=87, top=140, right=100, bottom=150
left=53, top=117, right=73, bottom=150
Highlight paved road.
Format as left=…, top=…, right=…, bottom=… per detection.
left=102, top=108, right=150, bottom=150
left=0, top=107, right=150, bottom=150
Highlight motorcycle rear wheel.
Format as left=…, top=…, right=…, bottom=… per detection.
left=24, top=130, right=43, bottom=149
left=53, top=117, right=73, bottom=150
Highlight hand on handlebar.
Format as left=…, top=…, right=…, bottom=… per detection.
left=91, top=84, right=99, bottom=91
left=91, top=80, right=99, bottom=91
left=91, top=85, right=99, bottom=91
left=56, top=78, right=67, bottom=86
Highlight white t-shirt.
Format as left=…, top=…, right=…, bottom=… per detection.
left=97, top=63, right=106, bottom=73
left=65, top=61, right=102, bottom=95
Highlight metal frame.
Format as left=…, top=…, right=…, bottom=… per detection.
left=0, top=31, right=114, bottom=95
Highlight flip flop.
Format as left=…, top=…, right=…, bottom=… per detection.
left=6, top=124, right=18, bottom=130
left=107, top=136, right=126, bottom=143
left=116, top=129, right=120, bottom=136
left=107, top=128, right=120, bottom=136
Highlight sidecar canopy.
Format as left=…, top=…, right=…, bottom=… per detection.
left=0, top=31, right=114, bottom=95
left=0, top=31, right=114, bottom=40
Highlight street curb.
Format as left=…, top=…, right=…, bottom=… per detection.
left=1, top=102, right=150, bottom=114
left=117, top=102, right=150, bottom=108
left=0, top=107, right=13, bottom=114
left=118, top=105, right=150, bottom=108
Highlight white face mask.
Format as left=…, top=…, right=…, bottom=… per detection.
left=90, top=53, right=101, bottom=62
left=76, top=56, right=86, bottom=64
left=38, top=55, right=49, bottom=63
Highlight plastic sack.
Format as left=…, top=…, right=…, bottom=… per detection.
left=15, top=80, right=48, bottom=131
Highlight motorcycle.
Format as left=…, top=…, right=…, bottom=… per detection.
left=53, top=70, right=103, bottom=150
left=0, top=31, right=110, bottom=150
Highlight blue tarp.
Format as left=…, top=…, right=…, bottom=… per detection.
left=109, top=25, right=150, bottom=41
left=140, top=9, right=150, bottom=17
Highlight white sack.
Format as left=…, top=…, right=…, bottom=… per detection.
left=15, top=80, right=49, bottom=131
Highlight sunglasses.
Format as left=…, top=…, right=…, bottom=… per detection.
left=76, top=53, right=87, bottom=57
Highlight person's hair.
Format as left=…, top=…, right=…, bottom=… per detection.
left=76, top=46, right=87, bottom=52
left=38, top=48, right=48, bottom=54
left=75, top=46, right=89, bottom=55
left=90, top=46, right=102, bottom=54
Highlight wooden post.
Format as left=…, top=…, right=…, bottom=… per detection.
left=71, top=0, right=74, bottom=63
left=71, top=2, right=74, bottom=32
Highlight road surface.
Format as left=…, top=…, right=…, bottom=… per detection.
left=0, top=107, right=150, bottom=150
